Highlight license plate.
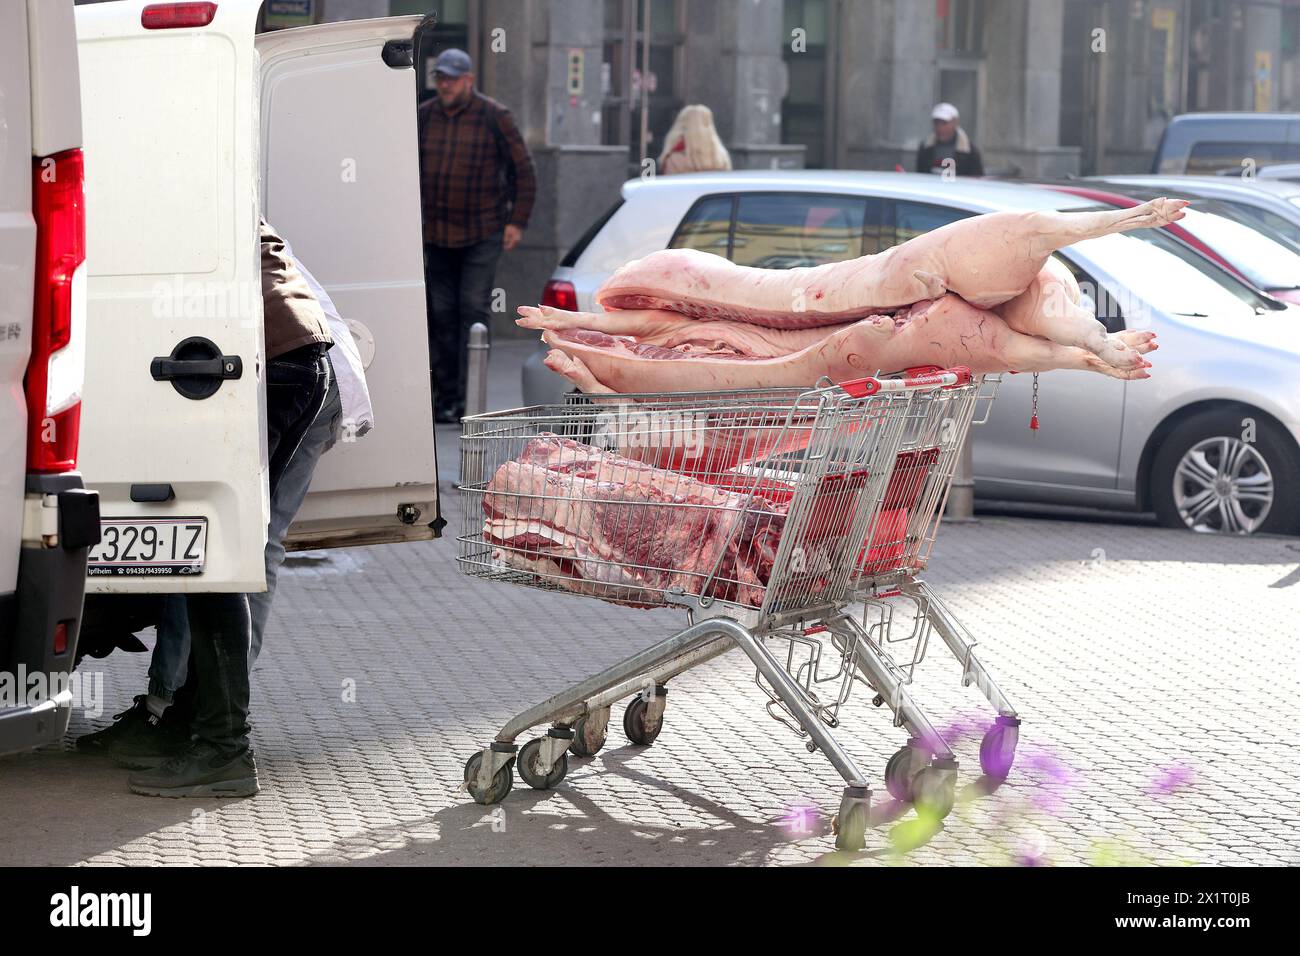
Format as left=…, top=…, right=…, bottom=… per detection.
left=87, top=517, right=208, bottom=577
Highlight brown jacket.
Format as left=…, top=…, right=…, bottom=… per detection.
left=260, top=219, right=332, bottom=359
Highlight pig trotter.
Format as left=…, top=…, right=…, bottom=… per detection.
left=543, top=349, right=615, bottom=395
left=1032, top=197, right=1190, bottom=255
left=1114, top=329, right=1158, bottom=354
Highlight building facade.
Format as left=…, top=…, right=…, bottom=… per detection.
left=262, top=0, right=1300, bottom=332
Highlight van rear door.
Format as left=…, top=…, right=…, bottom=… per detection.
left=256, top=17, right=441, bottom=549
left=76, top=0, right=269, bottom=592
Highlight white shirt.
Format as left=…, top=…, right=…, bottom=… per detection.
left=287, top=250, right=375, bottom=440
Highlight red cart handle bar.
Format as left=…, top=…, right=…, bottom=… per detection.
left=838, top=365, right=973, bottom=398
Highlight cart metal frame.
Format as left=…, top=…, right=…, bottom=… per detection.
left=456, top=369, right=1019, bottom=851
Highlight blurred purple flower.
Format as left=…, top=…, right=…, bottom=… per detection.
left=1145, top=765, right=1195, bottom=797
left=1022, top=749, right=1074, bottom=786
left=783, top=805, right=817, bottom=835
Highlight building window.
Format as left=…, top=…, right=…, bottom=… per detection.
left=935, top=0, right=984, bottom=144
left=937, top=0, right=985, bottom=54
left=395, top=0, right=472, bottom=103
left=781, top=0, right=831, bottom=168
left=602, top=0, right=684, bottom=164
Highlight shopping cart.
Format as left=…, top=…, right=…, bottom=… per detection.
left=455, top=366, right=1019, bottom=851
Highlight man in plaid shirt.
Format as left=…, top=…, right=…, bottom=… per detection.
left=419, top=48, right=536, bottom=423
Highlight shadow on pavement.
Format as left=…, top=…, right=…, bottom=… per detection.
left=0, top=748, right=256, bottom=866
left=293, top=746, right=954, bottom=867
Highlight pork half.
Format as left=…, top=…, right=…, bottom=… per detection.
left=523, top=197, right=1183, bottom=395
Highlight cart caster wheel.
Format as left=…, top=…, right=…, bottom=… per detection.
left=884, top=746, right=926, bottom=802
left=833, top=804, right=870, bottom=852
left=623, top=696, right=663, bottom=746
left=913, top=767, right=956, bottom=820
left=517, top=737, right=568, bottom=790
left=570, top=715, right=607, bottom=757
left=464, top=752, right=513, bottom=805
left=979, top=718, right=1020, bottom=780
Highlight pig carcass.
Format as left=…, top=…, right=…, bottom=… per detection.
left=482, top=434, right=797, bottom=607
left=522, top=197, right=1184, bottom=394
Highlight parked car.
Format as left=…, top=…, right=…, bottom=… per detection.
left=0, top=0, right=100, bottom=756
left=1219, top=162, right=1300, bottom=183
left=71, top=3, right=440, bottom=651
left=1150, top=112, right=1300, bottom=176
left=1095, top=174, right=1300, bottom=253
left=523, top=170, right=1300, bottom=535
left=1046, top=182, right=1300, bottom=304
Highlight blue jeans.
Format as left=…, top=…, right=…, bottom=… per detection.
left=148, top=364, right=342, bottom=702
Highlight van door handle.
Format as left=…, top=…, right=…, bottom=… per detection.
left=151, top=336, right=243, bottom=400
left=152, top=357, right=241, bottom=378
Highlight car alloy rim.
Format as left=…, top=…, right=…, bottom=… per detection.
left=1172, top=436, right=1274, bottom=534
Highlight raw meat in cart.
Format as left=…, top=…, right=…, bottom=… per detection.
left=481, top=435, right=816, bottom=608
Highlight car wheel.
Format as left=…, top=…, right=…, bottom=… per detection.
left=1151, top=409, right=1300, bottom=535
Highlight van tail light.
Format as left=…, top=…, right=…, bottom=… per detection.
left=541, top=279, right=578, bottom=312
left=141, top=2, right=217, bottom=29
left=53, top=621, right=70, bottom=656
left=27, top=149, right=86, bottom=474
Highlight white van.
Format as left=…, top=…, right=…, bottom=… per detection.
left=73, top=1, right=439, bottom=630
left=0, top=0, right=100, bottom=756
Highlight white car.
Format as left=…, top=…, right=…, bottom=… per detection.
left=523, top=170, right=1300, bottom=535
left=1095, top=174, right=1300, bottom=253
left=70, top=3, right=439, bottom=646
left=0, top=0, right=99, bottom=756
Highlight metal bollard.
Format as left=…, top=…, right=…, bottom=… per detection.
left=465, top=322, right=490, bottom=420
left=943, top=432, right=976, bottom=522
left=460, top=323, right=491, bottom=491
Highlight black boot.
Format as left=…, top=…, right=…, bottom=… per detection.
left=76, top=695, right=190, bottom=768
left=126, top=740, right=258, bottom=798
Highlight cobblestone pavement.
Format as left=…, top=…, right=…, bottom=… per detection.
left=3, top=344, right=1297, bottom=866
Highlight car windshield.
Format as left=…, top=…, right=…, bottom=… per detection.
left=1173, top=207, right=1300, bottom=291
left=1064, top=207, right=1283, bottom=318
left=1200, top=198, right=1300, bottom=254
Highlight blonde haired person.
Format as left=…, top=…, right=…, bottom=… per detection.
left=658, top=104, right=732, bottom=175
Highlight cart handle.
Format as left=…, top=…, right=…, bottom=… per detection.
left=838, top=366, right=972, bottom=397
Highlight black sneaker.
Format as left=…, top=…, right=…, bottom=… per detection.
left=127, top=740, right=259, bottom=798
left=76, top=695, right=189, bottom=768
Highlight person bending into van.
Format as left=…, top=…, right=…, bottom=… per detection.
left=419, top=48, right=536, bottom=423
left=77, top=222, right=349, bottom=798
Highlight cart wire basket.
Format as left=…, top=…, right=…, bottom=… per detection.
left=455, top=366, right=1020, bottom=851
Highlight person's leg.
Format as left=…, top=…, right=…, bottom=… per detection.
left=125, top=353, right=324, bottom=797
left=425, top=243, right=464, bottom=421
left=453, top=232, right=504, bottom=415
left=126, top=593, right=258, bottom=797
left=184, top=593, right=252, bottom=753
left=146, top=594, right=190, bottom=707
left=248, top=363, right=341, bottom=664
left=266, top=347, right=330, bottom=495
left=75, top=595, right=193, bottom=761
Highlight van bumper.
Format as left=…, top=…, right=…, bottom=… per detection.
left=0, top=691, right=75, bottom=756
left=0, top=474, right=99, bottom=757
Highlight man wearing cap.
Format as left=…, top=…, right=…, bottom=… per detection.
left=418, top=48, right=537, bottom=423
left=916, top=103, right=984, bottom=177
